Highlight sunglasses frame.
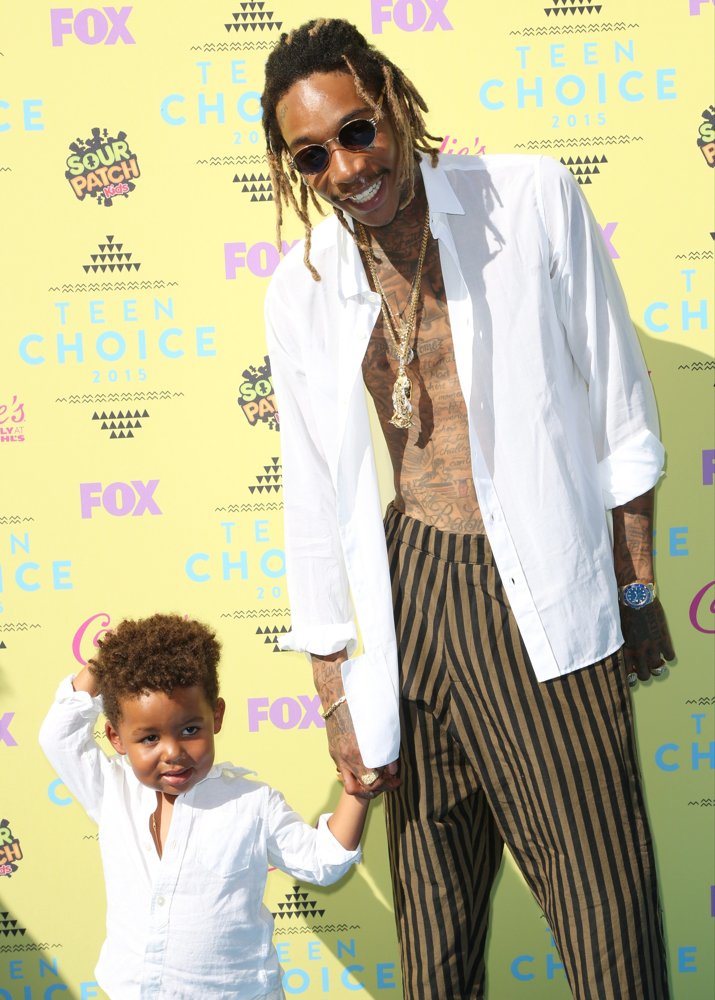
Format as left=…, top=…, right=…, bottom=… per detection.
left=289, top=115, right=380, bottom=176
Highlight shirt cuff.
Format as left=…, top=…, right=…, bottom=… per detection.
left=279, top=624, right=358, bottom=658
left=598, top=429, right=665, bottom=508
left=315, top=813, right=362, bottom=865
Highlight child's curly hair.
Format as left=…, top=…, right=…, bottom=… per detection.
left=89, top=613, right=221, bottom=727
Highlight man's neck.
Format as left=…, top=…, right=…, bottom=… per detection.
left=361, top=173, right=429, bottom=274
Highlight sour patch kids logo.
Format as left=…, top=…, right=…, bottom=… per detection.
left=66, top=127, right=141, bottom=204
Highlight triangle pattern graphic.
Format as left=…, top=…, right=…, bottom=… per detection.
left=248, top=456, right=282, bottom=494
left=92, top=409, right=149, bottom=439
left=233, top=172, right=274, bottom=202
left=271, top=884, right=326, bottom=920
left=82, top=235, right=142, bottom=274
left=0, top=911, right=27, bottom=937
left=560, top=154, right=607, bottom=185
left=226, top=3, right=283, bottom=31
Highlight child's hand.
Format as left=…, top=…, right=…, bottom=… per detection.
left=71, top=664, right=100, bottom=696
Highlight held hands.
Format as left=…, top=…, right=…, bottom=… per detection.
left=325, top=700, right=401, bottom=799
left=312, top=650, right=400, bottom=799
left=619, top=597, right=676, bottom=686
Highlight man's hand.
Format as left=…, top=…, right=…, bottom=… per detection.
left=312, top=649, right=401, bottom=797
left=612, top=488, right=676, bottom=686
left=620, top=597, right=675, bottom=684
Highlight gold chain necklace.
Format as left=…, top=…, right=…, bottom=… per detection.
left=358, top=210, right=431, bottom=429
left=150, top=807, right=162, bottom=858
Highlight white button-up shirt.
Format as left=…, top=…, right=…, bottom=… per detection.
left=265, top=154, right=663, bottom=769
left=39, top=677, right=360, bottom=1000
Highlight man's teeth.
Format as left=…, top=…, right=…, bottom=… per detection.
left=349, top=178, right=381, bottom=204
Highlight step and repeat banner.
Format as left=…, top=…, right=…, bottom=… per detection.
left=1, top=1, right=713, bottom=997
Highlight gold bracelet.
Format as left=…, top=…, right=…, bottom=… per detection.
left=321, top=695, right=347, bottom=720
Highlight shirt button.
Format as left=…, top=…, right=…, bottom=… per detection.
left=157, top=896, right=166, bottom=906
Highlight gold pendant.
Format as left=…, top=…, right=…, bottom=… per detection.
left=389, top=368, right=413, bottom=429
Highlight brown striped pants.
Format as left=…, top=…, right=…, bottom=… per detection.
left=383, top=504, right=669, bottom=1000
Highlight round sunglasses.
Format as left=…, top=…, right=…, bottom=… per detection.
left=290, top=116, right=379, bottom=176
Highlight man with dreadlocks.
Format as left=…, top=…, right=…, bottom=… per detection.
left=262, top=17, right=673, bottom=1000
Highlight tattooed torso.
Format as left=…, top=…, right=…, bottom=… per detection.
left=360, top=219, right=484, bottom=535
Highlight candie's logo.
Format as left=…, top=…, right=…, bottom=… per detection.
left=0, top=819, right=23, bottom=877
left=0, top=394, right=25, bottom=444
left=238, top=356, right=278, bottom=430
left=697, top=105, right=715, bottom=166
left=66, top=127, right=141, bottom=204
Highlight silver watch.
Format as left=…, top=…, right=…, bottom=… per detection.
left=619, top=581, right=656, bottom=609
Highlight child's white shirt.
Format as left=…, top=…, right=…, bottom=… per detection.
left=39, top=676, right=361, bottom=1000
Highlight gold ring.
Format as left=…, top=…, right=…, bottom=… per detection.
left=360, top=770, right=379, bottom=786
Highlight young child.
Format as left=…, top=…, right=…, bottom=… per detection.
left=39, top=613, right=370, bottom=1000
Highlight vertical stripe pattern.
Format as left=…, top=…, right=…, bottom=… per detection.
left=383, top=504, right=669, bottom=1000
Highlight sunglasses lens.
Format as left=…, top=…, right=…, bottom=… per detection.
left=339, top=119, right=377, bottom=150
left=292, top=119, right=377, bottom=175
left=293, top=145, right=330, bottom=175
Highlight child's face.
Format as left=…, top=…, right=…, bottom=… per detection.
left=105, top=685, right=225, bottom=797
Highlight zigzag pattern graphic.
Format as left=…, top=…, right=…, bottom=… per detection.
left=275, top=925, right=361, bottom=936
left=0, top=516, right=34, bottom=524
left=687, top=799, right=715, bottom=807
left=677, top=361, right=715, bottom=372
left=685, top=696, right=715, bottom=705
left=48, top=281, right=178, bottom=293
left=190, top=41, right=273, bottom=51
left=0, top=943, right=61, bottom=953
left=0, top=166, right=12, bottom=172
left=56, top=391, right=183, bottom=403
left=674, top=251, right=713, bottom=259
left=515, top=136, right=641, bottom=149
left=220, top=609, right=290, bottom=619
left=197, top=156, right=264, bottom=165
left=0, top=623, right=41, bottom=631
left=511, top=23, right=637, bottom=34
left=214, top=503, right=283, bottom=512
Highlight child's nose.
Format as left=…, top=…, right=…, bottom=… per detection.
left=162, top=738, right=183, bottom=761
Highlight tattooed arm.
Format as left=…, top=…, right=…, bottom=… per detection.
left=611, top=488, right=675, bottom=682
left=312, top=650, right=400, bottom=797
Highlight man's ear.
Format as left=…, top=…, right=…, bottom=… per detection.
left=213, top=698, right=226, bottom=735
left=105, top=721, right=126, bottom=754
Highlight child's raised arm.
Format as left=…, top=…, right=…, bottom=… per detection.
left=72, top=664, right=100, bottom=696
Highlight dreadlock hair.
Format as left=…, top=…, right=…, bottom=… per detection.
left=262, top=18, right=442, bottom=280
left=89, top=613, right=221, bottom=728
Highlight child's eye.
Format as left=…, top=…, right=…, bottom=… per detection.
left=182, top=725, right=200, bottom=736
left=141, top=735, right=159, bottom=745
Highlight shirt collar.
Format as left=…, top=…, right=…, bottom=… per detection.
left=336, top=154, right=464, bottom=299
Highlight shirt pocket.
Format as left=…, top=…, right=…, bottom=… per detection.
left=193, top=814, right=262, bottom=879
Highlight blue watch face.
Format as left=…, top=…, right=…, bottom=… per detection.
left=623, top=583, right=654, bottom=609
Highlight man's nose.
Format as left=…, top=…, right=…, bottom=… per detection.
left=328, top=145, right=367, bottom=184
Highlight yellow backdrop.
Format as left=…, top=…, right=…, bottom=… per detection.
left=1, top=1, right=713, bottom=997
